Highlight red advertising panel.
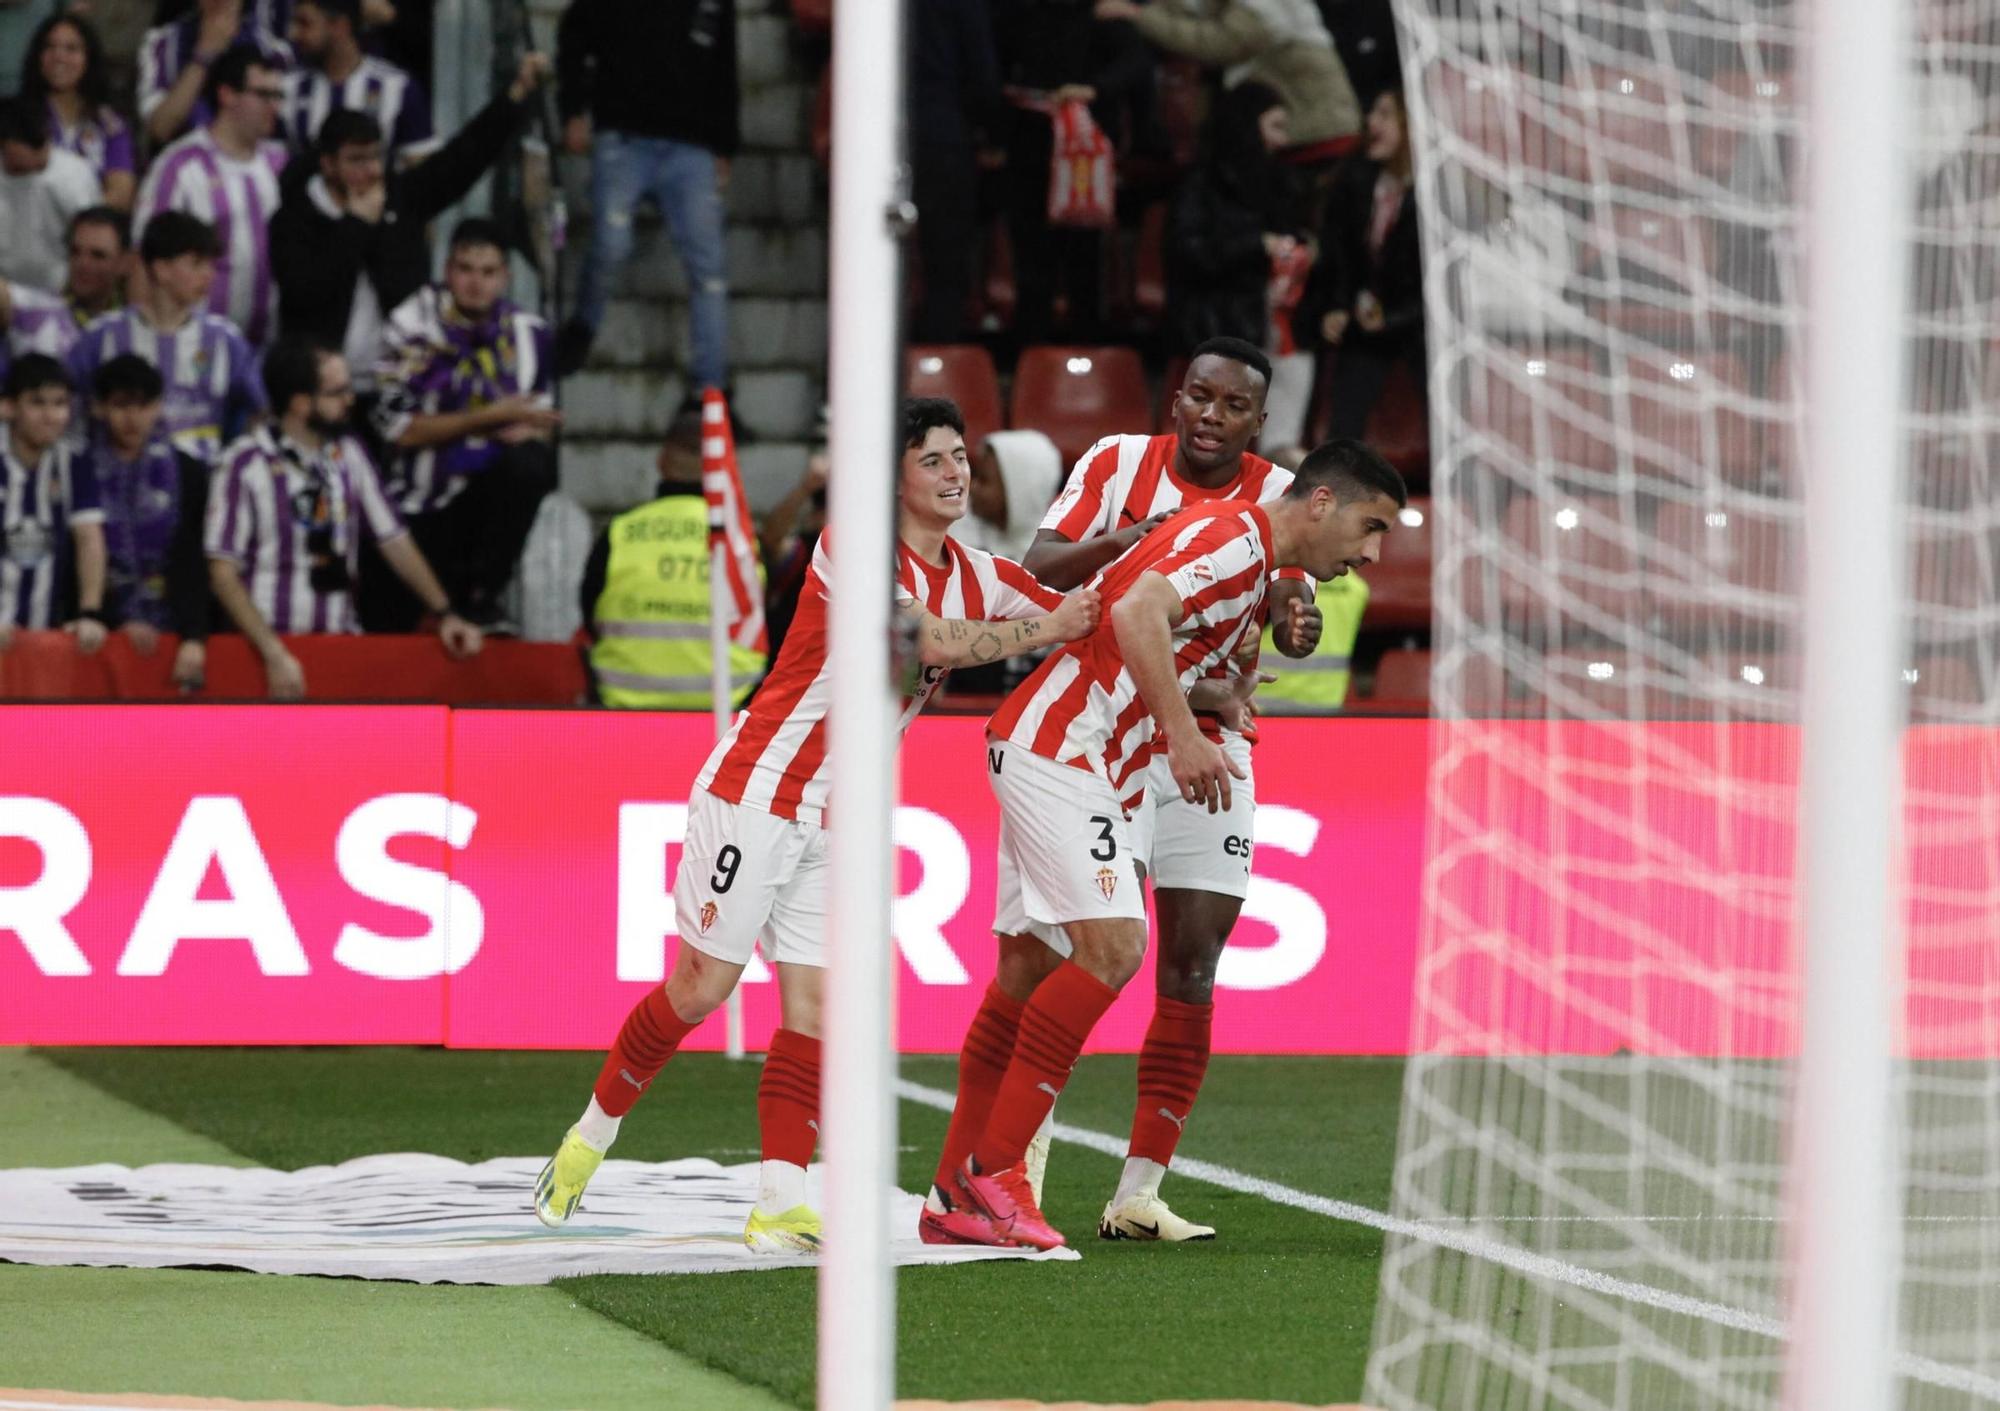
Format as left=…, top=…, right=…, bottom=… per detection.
left=0, top=706, right=452, bottom=1044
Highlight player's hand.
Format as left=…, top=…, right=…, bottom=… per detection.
left=439, top=612, right=484, bottom=659
left=1215, top=670, right=1276, bottom=734
left=123, top=620, right=161, bottom=655
left=1166, top=726, right=1245, bottom=815
left=1047, top=588, right=1101, bottom=643
left=1275, top=596, right=1322, bottom=658
left=564, top=114, right=592, bottom=156
left=263, top=644, right=306, bottom=701
left=1122, top=509, right=1172, bottom=549
left=65, top=617, right=107, bottom=654
left=172, top=639, right=205, bottom=693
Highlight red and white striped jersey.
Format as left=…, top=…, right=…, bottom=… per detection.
left=991, top=502, right=1274, bottom=810
left=1040, top=432, right=1292, bottom=544
left=697, top=532, right=1062, bottom=825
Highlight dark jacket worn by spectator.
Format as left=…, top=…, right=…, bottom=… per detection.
left=268, top=90, right=532, bottom=364
left=907, top=0, right=1001, bottom=344
left=555, top=0, right=737, bottom=154
left=1166, top=82, right=1301, bottom=352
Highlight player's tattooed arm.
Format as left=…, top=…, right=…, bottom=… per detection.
left=902, top=589, right=1102, bottom=669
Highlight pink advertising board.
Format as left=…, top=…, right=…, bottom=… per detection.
left=0, top=708, right=1428, bottom=1053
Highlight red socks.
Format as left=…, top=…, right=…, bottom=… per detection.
left=935, top=981, right=1027, bottom=1188
left=1128, top=995, right=1213, bottom=1165
left=973, top=961, right=1118, bottom=1173
left=592, top=987, right=698, bottom=1117
left=758, top=1028, right=823, bottom=1166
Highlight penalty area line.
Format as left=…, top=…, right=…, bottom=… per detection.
left=895, top=1078, right=2000, bottom=1403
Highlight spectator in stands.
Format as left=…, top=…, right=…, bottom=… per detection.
left=84, top=353, right=210, bottom=689
left=369, top=217, right=558, bottom=631
left=757, top=442, right=826, bottom=663
left=140, top=0, right=292, bottom=150
left=271, top=54, right=549, bottom=391
left=0, top=207, right=128, bottom=374
left=554, top=0, right=736, bottom=393
left=994, top=0, right=1152, bottom=342
left=20, top=14, right=135, bottom=212
left=1097, top=0, right=1361, bottom=156
left=280, top=0, right=435, bottom=164
left=0, top=98, right=103, bottom=294
left=578, top=409, right=767, bottom=709
left=0, top=353, right=103, bottom=652
left=947, top=428, right=1059, bottom=563
left=69, top=212, right=266, bottom=465
left=207, top=335, right=479, bottom=700
left=1166, top=81, right=1301, bottom=351
left=137, top=44, right=289, bottom=347
left=1300, top=87, right=1422, bottom=439
left=908, top=0, right=1001, bottom=344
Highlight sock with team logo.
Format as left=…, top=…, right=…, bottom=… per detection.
left=1125, top=995, right=1214, bottom=1180
left=973, top=962, right=1118, bottom=1175
left=934, top=981, right=1028, bottom=1197
left=591, top=986, right=699, bottom=1118
left=757, top=1028, right=823, bottom=1186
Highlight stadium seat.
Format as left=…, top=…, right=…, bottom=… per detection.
left=1648, top=497, right=1802, bottom=646
left=1419, top=58, right=1519, bottom=169
left=1470, top=344, right=1616, bottom=482
left=1010, top=345, right=1153, bottom=469
left=1620, top=348, right=1764, bottom=488
left=906, top=345, right=1003, bottom=454
left=1703, top=648, right=1801, bottom=721
left=1368, top=646, right=1432, bottom=706
left=1365, top=497, right=1433, bottom=631
left=1365, top=361, right=1431, bottom=481
left=1907, top=653, right=1983, bottom=721
left=1489, top=491, right=1644, bottom=634
left=1538, top=65, right=1686, bottom=185
left=1583, top=204, right=1719, bottom=343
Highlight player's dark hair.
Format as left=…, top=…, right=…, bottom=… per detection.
left=21, top=13, right=112, bottom=113
left=1188, top=336, right=1272, bottom=391
left=93, top=353, right=165, bottom=404
left=448, top=216, right=509, bottom=259
left=70, top=204, right=129, bottom=249
left=316, top=107, right=383, bottom=160
left=297, top=0, right=363, bottom=29
left=0, top=96, right=48, bottom=148
left=901, top=396, right=965, bottom=451
left=5, top=352, right=71, bottom=400
left=262, top=333, right=333, bottom=412
left=140, top=210, right=221, bottom=265
left=205, top=42, right=276, bottom=114
left=1289, top=436, right=1409, bottom=508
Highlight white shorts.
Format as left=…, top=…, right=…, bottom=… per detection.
left=1133, top=733, right=1256, bottom=899
left=988, top=738, right=1147, bottom=957
left=673, top=786, right=829, bottom=968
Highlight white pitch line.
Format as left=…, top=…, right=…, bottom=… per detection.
left=895, top=1078, right=2000, bottom=1403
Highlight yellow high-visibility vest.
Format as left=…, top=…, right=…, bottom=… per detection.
left=1258, top=573, right=1369, bottom=712
left=590, top=493, right=766, bottom=710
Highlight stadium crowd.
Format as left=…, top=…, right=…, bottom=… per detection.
left=0, top=0, right=1420, bottom=711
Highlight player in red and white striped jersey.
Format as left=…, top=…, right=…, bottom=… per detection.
left=925, top=437, right=1407, bottom=1251
left=948, top=338, right=1332, bottom=1242
left=533, top=398, right=1099, bottom=1252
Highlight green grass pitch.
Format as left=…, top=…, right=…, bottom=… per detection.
left=4, top=1047, right=1408, bottom=1408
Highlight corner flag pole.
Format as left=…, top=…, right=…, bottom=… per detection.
left=819, top=0, right=907, bottom=1401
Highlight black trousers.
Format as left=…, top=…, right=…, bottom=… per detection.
left=911, top=142, right=979, bottom=344
left=361, top=440, right=557, bottom=630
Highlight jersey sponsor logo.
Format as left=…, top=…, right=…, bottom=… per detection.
left=698, top=900, right=719, bottom=934
left=1095, top=864, right=1119, bottom=900
left=1223, top=835, right=1252, bottom=858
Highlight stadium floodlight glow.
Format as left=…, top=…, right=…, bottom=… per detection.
left=819, top=0, right=906, bottom=1404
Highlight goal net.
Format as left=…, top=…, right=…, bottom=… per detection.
left=1367, top=2, right=2000, bottom=1407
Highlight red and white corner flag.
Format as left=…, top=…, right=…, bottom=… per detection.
left=701, top=390, right=768, bottom=655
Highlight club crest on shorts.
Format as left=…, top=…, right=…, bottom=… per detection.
left=699, top=901, right=719, bottom=934
left=1095, top=865, right=1119, bottom=901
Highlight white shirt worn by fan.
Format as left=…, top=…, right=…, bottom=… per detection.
left=0, top=150, right=101, bottom=293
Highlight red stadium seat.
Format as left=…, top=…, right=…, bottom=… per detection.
left=1365, top=360, right=1430, bottom=481
left=1469, top=344, right=1616, bottom=481
left=1583, top=205, right=1718, bottom=342
left=1369, top=647, right=1431, bottom=705
left=1419, top=58, right=1518, bottom=169
left=1907, top=653, right=1982, bottom=720
left=1648, top=497, right=1801, bottom=644
left=1490, top=492, right=1643, bottom=631
left=906, top=345, right=1003, bottom=455
left=1703, top=648, right=1801, bottom=721
left=1010, top=345, right=1152, bottom=469
left=1364, top=497, right=1433, bottom=631
left=1620, top=348, right=1764, bottom=488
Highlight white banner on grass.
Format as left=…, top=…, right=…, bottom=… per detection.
left=0, top=1155, right=1075, bottom=1285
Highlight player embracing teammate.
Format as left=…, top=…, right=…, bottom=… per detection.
left=531, top=397, right=1099, bottom=1251
left=924, top=401, right=1407, bottom=1248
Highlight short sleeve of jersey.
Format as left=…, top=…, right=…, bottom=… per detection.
left=1159, top=527, right=1265, bottom=630
left=984, top=553, right=1063, bottom=619
left=1037, top=436, right=1121, bottom=542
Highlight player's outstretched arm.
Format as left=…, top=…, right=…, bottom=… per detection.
left=1111, top=573, right=1245, bottom=813
left=905, top=589, right=1101, bottom=669
left=1021, top=518, right=1170, bottom=590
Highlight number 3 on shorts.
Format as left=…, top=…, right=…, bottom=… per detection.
left=711, top=844, right=742, bottom=893
left=1088, top=815, right=1117, bottom=862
